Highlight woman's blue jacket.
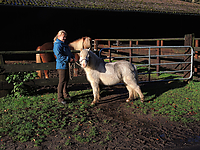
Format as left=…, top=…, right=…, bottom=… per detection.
left=53, top=39, right=74, bottom=69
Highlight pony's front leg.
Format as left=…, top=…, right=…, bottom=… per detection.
left=97, top=86, right=101, bottom=100
left=90, top=82, right=100, bottom=105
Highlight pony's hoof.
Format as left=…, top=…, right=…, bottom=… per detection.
left=90, top=102, right=96, bottom=106
left=126, top=99, right=130, bottom=102
left=141, top=98, right=144, bottom=103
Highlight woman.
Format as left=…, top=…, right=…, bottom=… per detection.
left=53, top=30, right=75, bottom=104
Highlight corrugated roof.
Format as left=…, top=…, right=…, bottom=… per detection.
left=1, top=0, right=200, bottom=15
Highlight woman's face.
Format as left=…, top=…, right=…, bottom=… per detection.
left=58, top=33, right=66, bottom=42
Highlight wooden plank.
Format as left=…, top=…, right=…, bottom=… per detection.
left=95, top=38, right=184, bottom=42
left=194, top=59, right=200, bottom=63
left=0, top=55, right=9, bottom=97
left=32, top=76, right=88, bottom=86
left=0, top=76, right=88, bottom=90
left=0, top=62, right=56, bottom=74
left=0, top=62, right=81, bottom=74
left=0, top=50, right=80, bottom=55
left=0, top=50, right=53, bottom=55
left=194, top=47, right=200, bottom=51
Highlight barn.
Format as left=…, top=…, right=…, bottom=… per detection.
left=0, top=0, right=200, bottom=96
left=1, top=1, right=200, bottom=149
left=0, top=0, right=200, bottom=53
left=0, top=0, right=200, bottom=90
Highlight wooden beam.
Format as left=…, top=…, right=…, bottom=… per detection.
left=0, top=50, right=80, bottom=55
left=0, top=55, right=9, bottom=97
left=0, top=62, right=56, bottom=74
left=0, top=76, right=88, bottom=90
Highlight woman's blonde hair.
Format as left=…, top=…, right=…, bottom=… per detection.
left=53, top=30, right=67, bottom=43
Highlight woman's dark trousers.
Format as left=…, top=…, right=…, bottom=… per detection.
left=57, top=69, right=69, bottom=102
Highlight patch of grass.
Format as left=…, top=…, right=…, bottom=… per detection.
left=136, top=65, right=183, bottom=81
left=1, top=79, right=200, bottom=147
left=104, top=131, right=112, bottom=142
left=89, top=126, right=99, bottom=138
left=0, top=89, right=93, bottom=145
left=130, top=80, right=200, bottom=123
left=0, top=87, right=116, bottom=147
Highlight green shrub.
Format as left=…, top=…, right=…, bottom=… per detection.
left=6, top=71, right=37, bottom=97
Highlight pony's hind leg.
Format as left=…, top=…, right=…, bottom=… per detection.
left=132, top=85, right=144, bottom=103
left=126, top=85, right=139, bottom=102
left=36, top=47, right=43, bottom=79
left=124, top=77, right=144, bottom=103
left=125, top=85, right=134, bottom=102
left=44, top=70, right=49, bottom=79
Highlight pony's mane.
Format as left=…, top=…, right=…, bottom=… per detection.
left=88, top=50, right=100, bottom=59
left=88, top=50, right=105, bottom=69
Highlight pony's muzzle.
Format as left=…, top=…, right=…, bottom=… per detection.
left=81, top=60, right=87, bottom=68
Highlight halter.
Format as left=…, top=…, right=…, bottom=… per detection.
left=80, top=48, right=90, bottom=63
left=80, top=58, right=89, bottom=63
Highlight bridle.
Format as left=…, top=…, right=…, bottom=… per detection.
left=80, top=58, right=89, bottom=63
left=80, top=49, right=90, bottom=64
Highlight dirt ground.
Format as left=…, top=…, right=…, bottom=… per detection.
left=2, top=62, right=200, bottom=150
left=1, top=82, right=200, bottom=150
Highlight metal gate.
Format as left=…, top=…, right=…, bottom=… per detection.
left=99, top=46, right=194, bottom=83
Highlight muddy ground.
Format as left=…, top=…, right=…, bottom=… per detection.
left=2, top=62, right=200, bottom=149
left=1, top=82, right=200, bottom=150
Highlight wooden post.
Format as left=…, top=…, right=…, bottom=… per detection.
left=194, top=39, right=199, bottom=75
left=184, top=34, right=194, bottom=47
left=129, top=41, right=132, bottom=63
left=136, top=41, right=139, bottom=57
left=156, top=40, right=160, bottom=76
left=184, top=34, right=195, bottom=78
left=94, top=39, right=98, bottom=51
left=0, top=55, right=9, bottom=98
left=108, top=40, right=111, bottom=62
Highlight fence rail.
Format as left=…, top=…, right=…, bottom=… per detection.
left=0, top=50, right=88, bottom=97
left=99, top=46, right=194, bottom=83
left=0, top=50, right=80, bottom=55
left=0, top=34, right=200, bottom=98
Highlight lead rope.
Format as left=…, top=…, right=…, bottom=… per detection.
left=69, top=39, right=84, bottom=80
left=69, top=62, right=73, bottom=80
left=69, top=62, right=82, bottom=80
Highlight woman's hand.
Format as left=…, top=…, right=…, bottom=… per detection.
left=70, top=58, right=76, bottom=62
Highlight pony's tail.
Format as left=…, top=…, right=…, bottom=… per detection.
left=133, top=64, right=139, bottom=99
left=36, top=46, right=43, bottom=79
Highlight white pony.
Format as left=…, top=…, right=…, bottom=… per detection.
left=79, top=49, right=144, bottom=105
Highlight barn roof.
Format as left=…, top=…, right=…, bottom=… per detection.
left=1, top=0, right=200, bottom=15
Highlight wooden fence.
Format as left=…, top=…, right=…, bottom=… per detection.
left=0, top=50, right=88, bottom=97
left=94, top=34, right=200, bottom=76
left=0, top=34, right=200, bottom=98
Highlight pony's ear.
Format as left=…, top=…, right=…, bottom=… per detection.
left=82, top=37, right=86, bottom=41
left=80, top=48, right=83, bottom=51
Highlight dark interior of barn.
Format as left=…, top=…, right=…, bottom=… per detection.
left=0, top=5, right=200, bottom=60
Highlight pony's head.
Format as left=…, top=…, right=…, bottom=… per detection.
left=83, top=37, right=91, bottom=49
left=79, top=49, right=90, bottom=68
